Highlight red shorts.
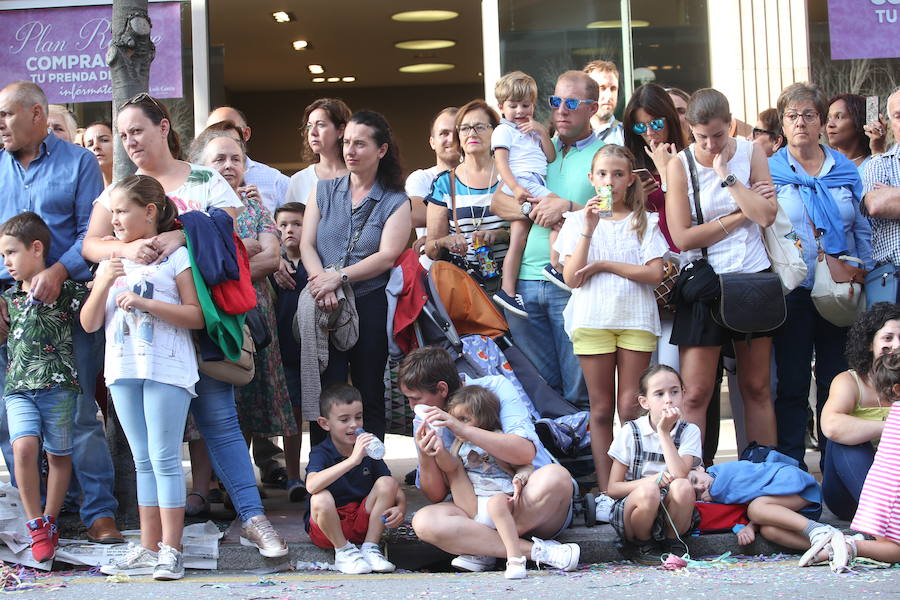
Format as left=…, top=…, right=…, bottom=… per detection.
left=307, top=496, right=371, bottom=549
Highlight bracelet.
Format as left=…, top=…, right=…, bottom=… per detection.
left=580, top=232, right=592, bottom=239
left=718, top=219, right=729, bottom=235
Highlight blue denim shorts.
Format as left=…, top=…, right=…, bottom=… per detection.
left=4, top=387, right=77, bottom=455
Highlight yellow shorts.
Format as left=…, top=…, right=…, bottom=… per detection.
left=572, top=328, right=657, bottom=355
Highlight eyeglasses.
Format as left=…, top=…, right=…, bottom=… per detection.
left=783, top=111, right=819, bottom=124
left=548, top=96, right=595, bottom=110
left=118, top=92, right=167, bottom=116
left=457, top=123, right=493, bottom=136
left=751, top=127, right=777, bottom=139
left=632, top=118, right=666, bottom=135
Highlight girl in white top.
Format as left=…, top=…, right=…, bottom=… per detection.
left=665, top=88, right=778, bottom=452
left=554, top=144, right=668, bottom=491
left=81, top=175, right=204, bottom=580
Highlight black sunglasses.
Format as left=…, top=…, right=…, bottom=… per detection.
left=118, top=92, right=167, bottom=116
left=751, top=127, right=777, bottom=139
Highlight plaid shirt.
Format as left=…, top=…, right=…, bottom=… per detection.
left=862, top=143, right=900, bottom=265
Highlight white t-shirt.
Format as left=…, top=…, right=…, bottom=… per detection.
left=406, top=166, right=442, bottom=269
left=103, top=247, right=199, bottom=394
left=677, top=139, right=770, bottom=274
left=554, top=210, right=668, bottom=336
left=284, top=164, right=318, bottom=205
left=491, top=119, right=548, bottom=178
left=96, top=164, right=244, bottom=216
left=608, top=415, right=702, bottom=480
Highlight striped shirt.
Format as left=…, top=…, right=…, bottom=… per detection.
left=851, top=401, right=900, bottom=543
left=426, top=170, right=508, bottom=266
left=861, top=143, right=900, bottom=266
left=314, top=175, right=408, bottom=298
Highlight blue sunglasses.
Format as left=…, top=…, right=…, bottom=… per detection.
left=632, top=118, right=666, bottom=135
left=548, top=95, right=594, bottom=110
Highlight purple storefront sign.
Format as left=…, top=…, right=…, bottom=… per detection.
left=828, top=0, right=900, bottom=60
left=0, top=2, right=182, bottom=104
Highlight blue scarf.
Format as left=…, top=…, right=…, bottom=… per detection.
left=769, top=146, right=863, bottom=256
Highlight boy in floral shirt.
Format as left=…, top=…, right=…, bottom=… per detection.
left=0, top=212, right=86, bottom=563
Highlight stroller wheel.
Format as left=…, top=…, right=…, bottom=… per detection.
left=583, top=493, right=596, bottom=527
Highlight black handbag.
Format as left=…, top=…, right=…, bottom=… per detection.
left=244, top=306, right=271, bottom=350
left=682, top=148, right=785, bottom=336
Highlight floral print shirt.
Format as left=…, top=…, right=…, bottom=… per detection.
left=3, top=280, right=86, bottom=394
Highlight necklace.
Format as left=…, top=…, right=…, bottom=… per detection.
left=848, top=154, right=865, bottom=163
left=456, top=163, right=496, bottom=231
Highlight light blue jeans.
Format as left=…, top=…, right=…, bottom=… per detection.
left=109, top=379, right=191, bottom=508
left=191, top=373, right=264, bottom=522
left=506, top=279, right=589, bottom=411
left=0, top=325, right=118, bottom=526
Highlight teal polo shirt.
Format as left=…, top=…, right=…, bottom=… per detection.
left=519, top=132, right=605, bottom=280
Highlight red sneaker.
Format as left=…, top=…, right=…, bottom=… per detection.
left=27, top=517, right=57, bottom=563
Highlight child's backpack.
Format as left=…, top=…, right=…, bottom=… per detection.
left=534, top=412, right=595, bottom=492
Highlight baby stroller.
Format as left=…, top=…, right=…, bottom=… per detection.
left=385, top=253, right=597, bottom=526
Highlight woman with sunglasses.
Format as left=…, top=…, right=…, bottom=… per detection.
left=623, top=83, right=686, bottom=253
left=769, top=82, right=873, bottom=468
left=424, top=100, right=509, bottom=278
left=826, top=94, right=887, bottom=174
left=665, top=88, right=778, bottom=455
left=750, top=109, right=784, bottom=158
left=81, top=93, right=289, bottom=562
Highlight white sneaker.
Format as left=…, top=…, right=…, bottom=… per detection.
left=153, top=543, right=184, bottom=581
left=334, top=544, right=372, bottom=574
left=450, top=554, right=496, bottom=572
left=595, top=493, right=615, bottom=523
left=360, top=544, right=395, bottom=573
left=531, top=537, right=579, bottom=571
left=504, top=556, right=527, bottom=579
left=100, top=543, right=157, bottom=575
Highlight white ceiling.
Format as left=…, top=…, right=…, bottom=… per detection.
left=208, top=0, right=484, bottom=91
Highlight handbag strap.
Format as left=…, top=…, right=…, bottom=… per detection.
left=449, top=168, right=462, bottom=236
left=341, top=194, right=378, bottom=268
left=684, top=148, right=708, bottom=260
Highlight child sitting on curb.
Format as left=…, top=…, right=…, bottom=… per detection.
left=306, top=384, right=406, bottom=574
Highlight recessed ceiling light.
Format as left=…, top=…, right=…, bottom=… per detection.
left=312, top=77, right=325, bottom=83
left=586, top=19, right=650, bottom=28
left=342, top=76, right=356, bottom=82
left=308, top=64, right=324, bottom=74
left=391, top=10, right=458, bottom=22
left=394, top=39, right=456, bottom=51
left=661, top=65, right=673, bottom=70
left=292, top=40, right=309, bottom=50
left=327, top=77, right=340, bottom=82
left=272, top=11, right=294, bottom=23
left=399, top=63, right=455, bottom=73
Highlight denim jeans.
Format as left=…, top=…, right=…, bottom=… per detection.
left=506, top=280, right=589, bottom=411
left=5, top=387, right=77, bottom=455
left=191, top=373, right=263, bottom=522
left=109, top=379, right=191, bottom=508
left=0, top=324, right=117, bottom=527
left=821, top=439, right=875, bottom=521
left=773, top=289, right=848, bottom=467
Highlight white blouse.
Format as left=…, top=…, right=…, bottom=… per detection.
left=554, top=211, right=669, bottom=337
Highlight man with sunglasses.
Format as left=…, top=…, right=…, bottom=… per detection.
left=0, top=81, right=122, bottom=543
left=492, top=70, right=602, bottom=411
left=583, top=60, right=624, bottom=145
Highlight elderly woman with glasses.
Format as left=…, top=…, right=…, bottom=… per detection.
left=81, top=93, right=289, bottom=560
left=768, top=82, right=873, bottom=468
left=424, top=100, right=510, bottom=274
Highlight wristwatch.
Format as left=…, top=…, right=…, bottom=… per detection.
left=521, top=201, right=533, bottom=217
left=720, top=174, right=737, bottom=188
left=338, top=269, right=349, bottom=283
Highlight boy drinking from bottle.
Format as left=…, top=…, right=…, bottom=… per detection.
left=305, top=383, right=406, bottom=574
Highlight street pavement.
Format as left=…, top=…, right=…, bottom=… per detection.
left=12, top=558, right=900, bottom=599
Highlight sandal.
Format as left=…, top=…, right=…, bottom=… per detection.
left=185, top=491, right=210, bottom=517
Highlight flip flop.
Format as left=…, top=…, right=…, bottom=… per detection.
left=185, top=491, right=210, bottom=517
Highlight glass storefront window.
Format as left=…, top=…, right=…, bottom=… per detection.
left=630, top=0, right=709, bottom=94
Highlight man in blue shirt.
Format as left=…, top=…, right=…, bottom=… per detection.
left=0, top=81, right=121, bottom=543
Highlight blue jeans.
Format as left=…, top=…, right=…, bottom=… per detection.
left=109, top=379, right=191, bottom=508
left=191, top=373, right=263, bottom=522
left=822, top=439, right=875, bottom=521
left=506, top=279, right=588, bottom=411
left=5, top=387, right=76, bottom=455
left=0, top=325, right=117, bottom=527
left=773, top=289, right=848, bottom=467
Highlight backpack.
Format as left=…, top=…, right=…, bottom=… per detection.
left=535, top=412, right=595, bottom=491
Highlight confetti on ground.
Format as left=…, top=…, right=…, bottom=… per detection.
left=105, top=572, right=131, bottom=583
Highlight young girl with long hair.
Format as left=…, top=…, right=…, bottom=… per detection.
left=607, top=365, right=702, bottom=565
left=554, top=144, right=667, bottom=491
left=81, top=175, right=204, bottom=581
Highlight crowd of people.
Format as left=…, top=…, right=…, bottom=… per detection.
left=0, top=55, right=898, bottom=582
